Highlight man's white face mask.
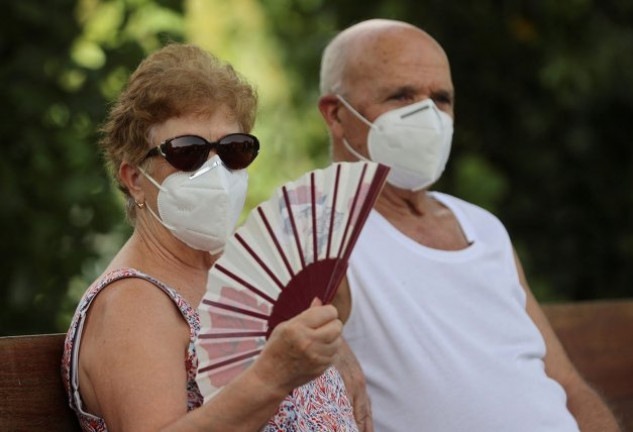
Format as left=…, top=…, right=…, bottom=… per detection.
left=337, top=95, right=454, bottom=191
left=140, top=155, right=248, bottom=254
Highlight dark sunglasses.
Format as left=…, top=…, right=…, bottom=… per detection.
left=143, top=133, right=259, bottom=172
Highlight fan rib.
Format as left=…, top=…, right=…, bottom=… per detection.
left=324, top=164, right=390, bottom=303
left=235, top=233, right=286, bottom=291
left=336, top=163, right=369, bottom=258
left=310, top=173, right=318, bottom=262
left=198, top=331, right=267, bottom=339
left=257, top=207, right=295, bottom=277
left=324, top=163, right=369, bottom=303
left=326, top=164, right=342, bottom=257
left=282, top=185, right=306, bottom=268
left=202, top=299, right=269, bottom=322
left=198, top=348, right=262, bottom=374
left=340, top=163, right=390, bottom=264
left=215, top=264, right=275, bottom=305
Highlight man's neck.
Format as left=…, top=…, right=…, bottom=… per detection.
left=374, top=186, right=470, bottom=250
left=374, top=184, right=432, bottom=219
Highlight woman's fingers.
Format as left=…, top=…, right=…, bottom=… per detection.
left=312, top=316, right=343, bottom=344
left=296, top=301, right=339, bottom=329
left=255, top=301, right=345, bottom=393
left=310, top=297, right=323, bottom=307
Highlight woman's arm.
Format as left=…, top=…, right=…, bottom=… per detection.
left=176, top=297, right=342, bottom=431
left=80, top=281, right=341, bottom=432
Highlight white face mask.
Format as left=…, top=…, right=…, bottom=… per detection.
left=337, top=95, right=454, bottom=191
left=140, top=155, right=248, bottom=254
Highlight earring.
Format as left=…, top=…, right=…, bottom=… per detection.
left=135, top=201, right=145, bottom=209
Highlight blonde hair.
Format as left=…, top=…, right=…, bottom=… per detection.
left=100, top=43, right=258, bottom=221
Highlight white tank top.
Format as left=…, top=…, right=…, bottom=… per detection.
left=344, top=192, right=579, bottom=431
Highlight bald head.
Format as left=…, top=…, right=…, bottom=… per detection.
left=317, top=19, right=454, bottom=164
left=319, top=19, right=449, bottom=96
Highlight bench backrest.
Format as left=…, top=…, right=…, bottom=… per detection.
left=542, top=300, right=633, bottom=428
left=0, top=333, right=80, bottom=431
left=1, top=300, right=632, bottom=431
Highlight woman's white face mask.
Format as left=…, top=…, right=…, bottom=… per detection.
left=337, top=95, right=454, bottom=191
left=140, top=155, right=248, bottom=254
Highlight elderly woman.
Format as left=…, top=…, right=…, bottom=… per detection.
left=61, top=44, right=358, bottom=431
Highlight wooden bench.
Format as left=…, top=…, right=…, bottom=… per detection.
left=0, top=333, right=81, bottom=431
left=1, top=299, right=632, bottom=431
left=542, top=300, right=633, bottom=429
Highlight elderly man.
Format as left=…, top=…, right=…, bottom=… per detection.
left=321, top=19, right=620, bottom=431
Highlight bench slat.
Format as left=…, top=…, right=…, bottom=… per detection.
left=0, top=333, right=81, bottom=431
left=543, top=300, right=633, bottom=429
left=1, top=300, right=631, bottom=431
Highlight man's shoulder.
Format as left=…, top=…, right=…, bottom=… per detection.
left=430, top=191, right=508, bottom=232
left=431, top=191, right=498, bottom=217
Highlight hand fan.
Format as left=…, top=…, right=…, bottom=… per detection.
left=195, top=160, right=389, bottom=401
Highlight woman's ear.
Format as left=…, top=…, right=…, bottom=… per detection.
left=119, top=161, right=145, bottom=205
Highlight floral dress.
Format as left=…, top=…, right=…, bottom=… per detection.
left=61, top=268, right=358, bottom=432
left=262, top=366, right=358, bottom=431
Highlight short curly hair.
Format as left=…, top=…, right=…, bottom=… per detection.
left=100, top=43, right=258, bottom=222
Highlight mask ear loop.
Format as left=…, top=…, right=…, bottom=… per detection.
left=137, top=166, right=176, bottom=230
left=336, top=95, right=376, bottom=129
left=138, top=167, right=166, bottom=191
left=342, top=138, right=371, bottom=162
left=335, top=94, right=377, bottom=163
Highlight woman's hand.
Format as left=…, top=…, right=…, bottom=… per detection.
left=252, top=298, right=343, bottom=395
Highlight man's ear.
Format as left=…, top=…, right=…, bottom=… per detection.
left=318, top=94, right=344, bottom=134
left=119, top=161, right=145, bottom=204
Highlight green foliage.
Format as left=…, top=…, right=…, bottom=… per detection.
left=3, top=0, right=632, bottom=336
left=258, top=0, right=633, bottom=301
left=0, top=0, right=185, bottom=336
left=186, top=0, right=321, bottom=211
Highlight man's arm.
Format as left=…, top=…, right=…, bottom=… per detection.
left=331, top=276, right=373, bottom=432
left=333, top=339, right=373, bottom=432
left=513, top=250, right=622, bottom=431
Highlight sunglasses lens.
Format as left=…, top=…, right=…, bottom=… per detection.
left=158, top=134, right=259, bottom=171
left=216, top=134, right=260, bottom=170
left=162, top=136, right=210, bottom=171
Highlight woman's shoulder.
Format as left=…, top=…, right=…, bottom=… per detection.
left=82, top=267, right=189, bottom=314
left=89, top=268, right=191, bottom=336
left=68, top=267, right=194, bottom=370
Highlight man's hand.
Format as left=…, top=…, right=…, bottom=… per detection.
left=334, top=338, right=373, bottom=431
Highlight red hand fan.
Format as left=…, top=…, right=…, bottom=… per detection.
left=195, top=161, right=389, bottom=401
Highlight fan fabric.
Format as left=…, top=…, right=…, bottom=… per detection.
left=196, top=161, right=388, bottom=401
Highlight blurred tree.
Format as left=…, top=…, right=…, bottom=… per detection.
left=185, top=0, right=319, bottom=212
left=0, top=0, right=185, bottom=336
left=258, top=0, right=633, bottom=301
left=3, top=0, right=631, bottom=336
